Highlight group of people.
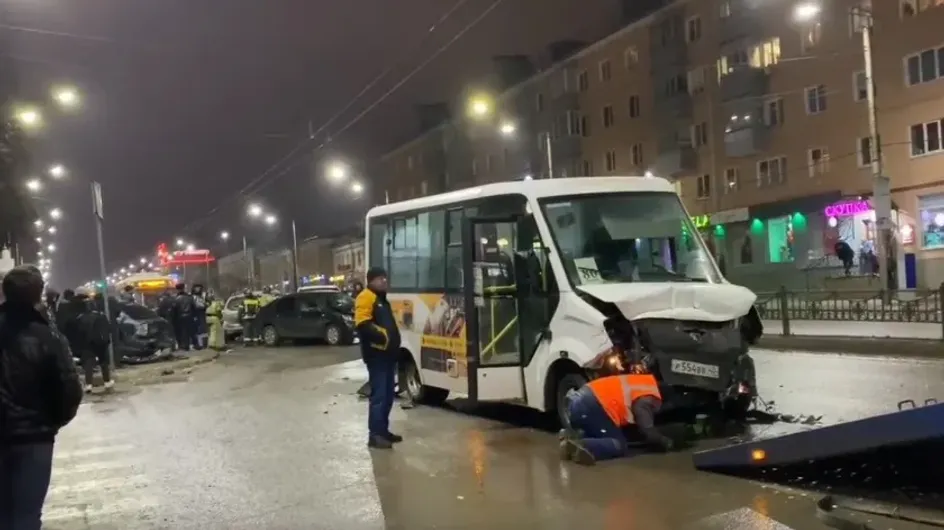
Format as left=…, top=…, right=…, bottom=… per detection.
left=154, top=283, right=217, bottom=351
left=1, top=265, right=85, bottom=529
left=49, top=288, right=114, bottom=393
left=353, top=266, right=679, bottom=463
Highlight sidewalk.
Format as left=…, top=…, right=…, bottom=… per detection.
left=759, top=320, right=944, bottom=357
left=81, top=349, right=221, bottom=387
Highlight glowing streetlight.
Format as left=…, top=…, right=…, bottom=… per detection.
left=468, top=96, right=492, bottom=119
left=176, top=238, right=185, bottom=247
left=351, top=182, right=364, bottom=195
left=220, top=231, right=230, bottom=241
left=264, top=214, right=277, bottom=226
left=49, top=208, right=62, bottom=220
left=120, top=267, right=127, bottom=273
left=248, top=204, right=263, bottom=217
left=186, top=243, right=195, bottom=251
left=15, top=108, right=41, bottom=128
left=47, top=244, right=56, bottom=252
left=53, top=87, right=80, bottom=108
left=499, top=121, right=516, bottom=137
left=34, top=219, right=43, bottom=228
left=139, top=257, right=147, bottom=264
left=26, top=179, right=42, bottom=192
left=793, top=2, right=822, bottom=21
left=49, top=165, right=66, bottom=179
left=327, top=163, right=347, bottom=182
left=35, top=236, right=42, bottom=243
left=48, top=226, right=57, bottom=235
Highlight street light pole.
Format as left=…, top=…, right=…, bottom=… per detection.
left=291, top=219, right=299, bottom=293
left=545, top=133, right=555, bottom=179
left=242, top=235, right=253, bottom=289
left=860, top=9, right=893, bottom=295
left=91, top=181, right=115, bottom=368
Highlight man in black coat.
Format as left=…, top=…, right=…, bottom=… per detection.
left=0, top=266, right=84, bottom=530
left=171, top=283, right=196, bottom=351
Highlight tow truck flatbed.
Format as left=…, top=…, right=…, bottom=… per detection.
left=693, top=399, right=944, bottom=470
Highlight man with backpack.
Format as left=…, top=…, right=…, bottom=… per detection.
left=0, top=265, right=84, bottom=529
left=61, top=290, right=113, bottom=393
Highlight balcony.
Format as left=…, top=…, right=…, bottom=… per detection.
left=653, top=91, right=693, bottom=119
left=724, top=123, right=769, bottom=158
left=719, top=8, right=763, bottom=45
left=655, top=144, right=698, bottom=177
left=719, top=66, right=769, bottom=102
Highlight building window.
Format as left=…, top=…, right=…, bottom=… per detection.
left=631, top=143, right=644, bottom=166
left=853, top=71, right=868, bottom=101
left=696, top=174, right=711, bottom=199
left=686, top=16, right=702, bottom=43
left=808, top=147, right=830, bottom=177
left=805, top=85, right=827, bottom=114
left=692, top=122, right=708, bottom=147
left=665, top=74, right=688, bottom=96
left=801, top=21, right=822, bottom=52
left=604, top=150, right=617, bottom=172
left=902, top=0, right=944, bottom=18
left=910, top=118, right=944, bottom=157
left=757, top=156, right=787, bottom=186
left=420, top=180, right=428, bottom=196
left=687, top=67, right=706, bottom=95
left=858, top=136, right=877, bottom=166
left=485, top=154, right=494, bottom=172
left=905, top=46, right=944, bottom=86
left=578, top=70, right=589, bottom=91
left=767, top=216, right=796, bottom=263
left=535, top=93, right=544, bottom=112
left=628, top=95, right=641, bottom=118
left=918, top=194, right=944, bottom=249
left=599, top=60, right=612, bottom=82
left=537, top=131, right=549, bottom=152
left=406, top=155, right=414, bottom=170
left=602, top=105, right=615, bottom=128
left=566, top=111, right=583, bottom=136
left=581, top=160, right=594, bottom=176
left=717, top=38, right=781, bottom=77
left=720, top=0, right=732, bottom=17
left=724, top=168, right=739, bottom=192
left=624, top=46, right=639, bottom=69
left=763, top=97, right=783, bottom=126
left=471, top=158, right=478, bottom=176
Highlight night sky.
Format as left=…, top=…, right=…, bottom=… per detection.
left=7, top=0, right=618, bottom=287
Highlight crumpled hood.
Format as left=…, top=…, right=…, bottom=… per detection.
left=576, top=282, right=756, bottom=322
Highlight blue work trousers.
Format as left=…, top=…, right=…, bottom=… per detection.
left=0, top=442, right=55, bottom=530
left=567, top=387, right=628, bottom=461
left=365, top=356, right=397, bottom=437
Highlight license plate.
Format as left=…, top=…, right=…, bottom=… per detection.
left=670, top=359, right=720, bottom=379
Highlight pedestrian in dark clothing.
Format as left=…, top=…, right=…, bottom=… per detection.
left=353, top=267, right=402, bottom=449
left=0, top=266, right=83, bottom=530
left=190, top=284, right=208, bottom=350
left=63, top=294, right=113, bottom=393
left=171, top=283, right=196, bottom=351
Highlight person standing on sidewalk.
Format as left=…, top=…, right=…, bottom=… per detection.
left=75, top=296, right=114, bottom=393
left=354, top=267, right=402, bottom=449
left=0, top=265, right=84, bottom=530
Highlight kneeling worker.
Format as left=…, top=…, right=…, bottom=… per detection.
left=561, top=364, right=674, bottom=465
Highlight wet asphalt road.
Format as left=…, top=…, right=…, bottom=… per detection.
left=46, top=346, right=944, bottom=530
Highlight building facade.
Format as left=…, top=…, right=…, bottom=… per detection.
left=332, top=237, right=365, bottom=284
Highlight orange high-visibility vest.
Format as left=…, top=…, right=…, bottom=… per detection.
left=587, top=374, right=662, bottom=427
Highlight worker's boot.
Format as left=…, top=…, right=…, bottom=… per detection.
left=567, top=440, right=596, bottom=466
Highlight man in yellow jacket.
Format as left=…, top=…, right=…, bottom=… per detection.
left=354, top=267, right=402, bottom=450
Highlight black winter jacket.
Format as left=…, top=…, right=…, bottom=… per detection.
left=0, top=303, right=84, bottom=445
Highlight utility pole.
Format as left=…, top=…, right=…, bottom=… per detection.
left=860, top=9, right=893, bottom=298
left=91, top=181, right=115, bottom=368
left=290, top=219, right=299, bottom=293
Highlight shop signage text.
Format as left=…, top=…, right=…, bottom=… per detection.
left=824, top=200, right=871, bottom=218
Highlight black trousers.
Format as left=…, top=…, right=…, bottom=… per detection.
left=81, top=348, right=111, bottom=386
left=174, top=317, right=194, bottom=350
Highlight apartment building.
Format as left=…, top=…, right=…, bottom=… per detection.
left=376, top=0, right=944, bottom=290
left=573, top=0, right=944, bottom=289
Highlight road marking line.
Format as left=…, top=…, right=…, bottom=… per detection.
left=54, top=443, right=135, bottom=461
left=692, top=508, right=795, bottom=529
left=47, top=474, right=149, bottom=498
left=42, top=496, right=160, bottom=523
left=51, top=458, right=142, bottom=479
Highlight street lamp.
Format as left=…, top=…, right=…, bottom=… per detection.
left=47, top=244, right=56, bottom=252
left=14, top=108, right=41, bottom=128
left=468, top=95, right=492, bottom=118
left=47, top=226, right=57, bottom=235
left=327, top=162, right=347, bottom=183
left=186, top=243, right=195, bottom=251
left=247, top=204, right=263, bottom=217
left=220, top=231, right=230, bottom=241
left=35, top=236, right=42, bottom=243
left=33, top=219, right=43, bottom=229
left=49, top=208, right=62, bottom=220
left=792, top=1, right=891, bottom=293
left=246, top=204, right=299, bottom=292
left=499, top=121, right=516, bottom=137
left=49, top=165, right=66, bottom=179
left=139, top=257, right=147, bottom=264
left=52, top=87, right=80, bottom=109
left=351, top=182, right=364, bottom=195
left=176, top=238, right=185, bottom=247
left=120, top=267, right=127, bottom=274
left=264, top=214, right=277, bottom=226
left=26, top=179, right=42, bottom=192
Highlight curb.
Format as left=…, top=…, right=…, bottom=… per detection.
left=114, top=351, right=221, bottom=384
left=759, top=335, right=944, bottom=358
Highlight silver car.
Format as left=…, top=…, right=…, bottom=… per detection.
left=222, top=294, right=245, bottom=339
